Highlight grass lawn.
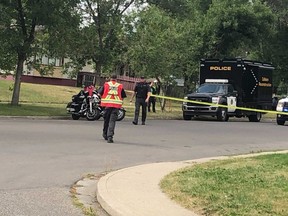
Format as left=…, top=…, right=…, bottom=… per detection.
left=0, top=80, right=81, bottom=103
left=0, top=103, right=68, bottom=116
left=160, top=153, right=288, bottom=216
left=0, top=79, right=276, bottom=120
left=0, top=80, right=183, bottom=118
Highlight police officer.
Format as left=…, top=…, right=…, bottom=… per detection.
left=148, top=81, right=157, bottom=113
left=130, top=76, right=151, bottom=125
left=98, top=74, right=126, bottom=143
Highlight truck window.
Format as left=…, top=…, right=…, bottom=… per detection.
left=196, top=84, right=227, bottom=94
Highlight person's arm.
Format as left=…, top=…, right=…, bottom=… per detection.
left=145, top=85, right=151, bottom=103
left=130, top=85, right=137, bottom=102
left=130, top=92, right=135, bottom=102
left=145, top=92, right=151, bottom=103
left=121, top=89, right=127, bottom=99
left=97, top=86, right=104, bottom=96
left=152, top=86, right=156, bottom=95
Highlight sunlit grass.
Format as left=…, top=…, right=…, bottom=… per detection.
left=0, top=80, right=277, bottom=119
left=0, top=80, right=183, bottom=117
left=0, top=80, right=81, bottom=103
left=161, top=153, right=288, bottom=216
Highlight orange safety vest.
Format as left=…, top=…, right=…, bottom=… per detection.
left=101, top=81, right=123, bottom=108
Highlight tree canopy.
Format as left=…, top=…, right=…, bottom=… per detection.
left=0, top=0, right=80, bottom=105
left=1, top=0, right=288, bottom=105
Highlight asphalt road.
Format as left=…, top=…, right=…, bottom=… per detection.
left=0, top=117, right=287, bottom=216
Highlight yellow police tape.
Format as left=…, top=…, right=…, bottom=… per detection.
left=126, top=90, right=288, bottom=116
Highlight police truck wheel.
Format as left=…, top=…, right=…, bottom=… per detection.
left=277, top=118, right=285, bottom=125
left=217, top=107, right=228, bottom=121
left=248, top=113, right=262, bottom=122
left=183, top=112, right=192, bottom=120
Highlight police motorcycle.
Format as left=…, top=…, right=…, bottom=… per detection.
left=66, top=89, right=126, bottom=121
left=66, top=89, right=100, bottom=121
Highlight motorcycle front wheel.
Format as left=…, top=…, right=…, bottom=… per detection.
left=117, top=108, right=126, bottom=121
left=86, top=108, right=100, bottom=121
left=72, top=114, right=80, bottom=120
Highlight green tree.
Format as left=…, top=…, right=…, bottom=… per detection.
left=146, top=0, right=191, bottom=18
left=66, top=0, right=138, bottom=82
left=262, top=0, right=288, bottom=90
left=198, top=0, right=275, bottom=58
left=0, top=0, right=80, bottom=105
left=126, top=0, right=277, bottom=94
left=147, top=0, right=212, bottom=19
left=125, top=6, right=191, bottom=110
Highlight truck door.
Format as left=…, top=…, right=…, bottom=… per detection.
left=227, top=85, right=237, bottom=112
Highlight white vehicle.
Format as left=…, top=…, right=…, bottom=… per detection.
left=276, top=96, right=288, bottom=125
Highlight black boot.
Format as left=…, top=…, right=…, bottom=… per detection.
left=107, top=137, right=114, bottom=143
left=102, top=133, right=108, bottom=140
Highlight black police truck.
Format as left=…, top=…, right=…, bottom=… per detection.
left=182, top=58, right=274, bottom=122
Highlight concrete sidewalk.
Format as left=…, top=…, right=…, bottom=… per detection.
left=95, top=151, right=288, bottom=216
left=97, top=161, right=198, bottom=216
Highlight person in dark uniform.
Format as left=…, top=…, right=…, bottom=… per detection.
left=98, top=74, right=126, bottom=143
left=130, top=76, right=151, bottom=125
left=272, top=96, right=278, bottom=111
left=148, top=81, right=156, bottom=113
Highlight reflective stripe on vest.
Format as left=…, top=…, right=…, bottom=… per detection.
left=101, top=81, right=123, bottom=106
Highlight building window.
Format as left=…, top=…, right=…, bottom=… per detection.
left=55, top=58, right=64, bottom=67
left=41, top=56, right=49, bottom=65
left=35, top=56, right=64, bottom=66
left=48, top=58, right=56, bottom=65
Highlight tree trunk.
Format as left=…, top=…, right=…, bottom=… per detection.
left=160, top=97, right=166, bottom=112
left=154, top=78, right=167, bottom=112
left=11, top=53, right=25, bottom=105
left=184, top=74, right=189, bottom=94
left=95, top=61, right=102, bottom=77
left=95, top=62, right=102, bottom=86
left=159, top=85, right=167, bottom=112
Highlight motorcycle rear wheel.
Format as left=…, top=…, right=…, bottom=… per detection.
left=94, top=113, right=102, bottom=120
left=117, top=109, right=126, bottom=121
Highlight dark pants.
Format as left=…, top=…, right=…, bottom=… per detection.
left=103, top=107, right=119, bottom=138
left=133, top=98, right=147, bottom=124
left=148, top=97, right=156, bottom=112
